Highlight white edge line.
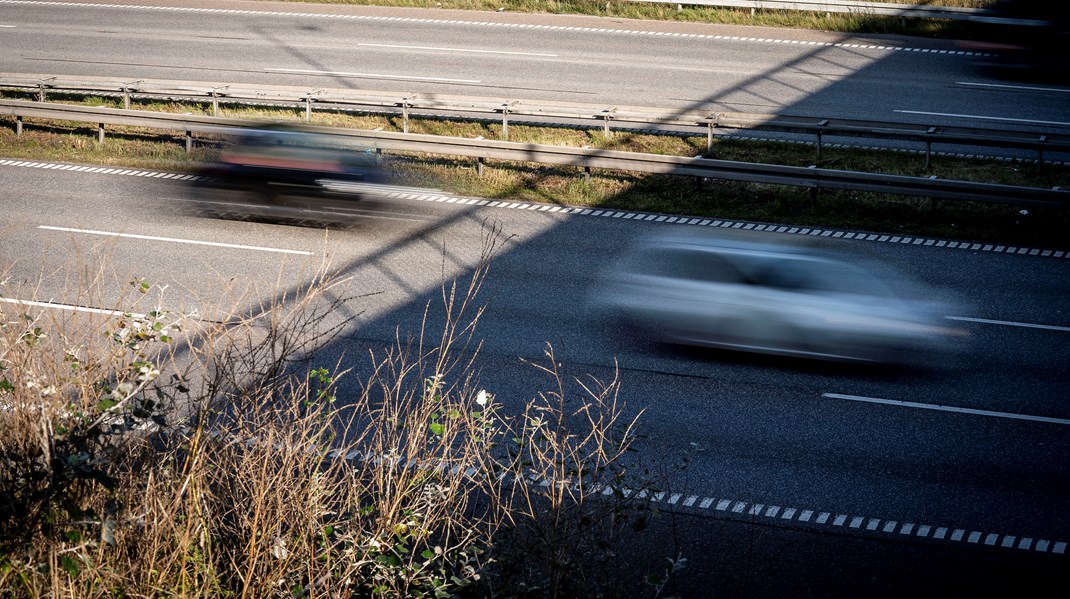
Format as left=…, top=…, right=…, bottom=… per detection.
left=357, top=43, right=556, bottom=57
left=946, top=316, right=1070, bottom=333
left=0, top=297, right=143, bottom=318
left=264, top=67, right=480, bottom=84
left=957, top=81, right=1070, bottom=94
left=894, top=109, right=1070, bottom=128
left=38, top=226, right=314, bottom=255
left=822, top=393, right=1070, bottom=426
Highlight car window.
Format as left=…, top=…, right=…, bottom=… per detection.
left=631, top=248, right=745, bottom=283
left=755, top=258, right=890, bottom=295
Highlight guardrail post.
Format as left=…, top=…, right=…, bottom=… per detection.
left=808, top=165, right=818, bottom=207
left=37, top=83, right=46, bottom=102
left=402, top=98, right=411, bottom=134
left=816, top=119, right=828, bottom=159
left=121, top=80, right=142, bottom=110
left=925, top=127, right=936, bottom=170
left=584, top=165, right=591, bottom=184
left=601, top=107, right=617, bottom=138
left=97, top=122, right=105, bottom=144
left=1038, top=135, right=1046, bottom=174
left=477, top=156, right=484, bottom=177
left=211, top=90, right=219, bottom=117
left=15, top=116, right=22, bottom=136
left=305, top=95, right=312, bottom=121
left=185, top=130, right=193, bottom=153
left=501, top=102, right=514, bottom=141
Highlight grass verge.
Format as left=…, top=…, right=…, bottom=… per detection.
left=257, top=0, right=998, bottom=38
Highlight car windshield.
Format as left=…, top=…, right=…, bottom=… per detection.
left=753, top=258, right=893, bottom=296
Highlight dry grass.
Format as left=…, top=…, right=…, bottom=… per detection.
left=0, top=225, right=665, bottom=597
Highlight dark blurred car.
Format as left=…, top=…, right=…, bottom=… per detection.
left=958, top=0, right=1070, bottom=82
left=190, top=123, right=401, bottom=224
left=590, top=229, right=968, bottom=365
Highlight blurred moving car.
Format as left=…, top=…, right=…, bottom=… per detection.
left=591, top=229, right=968, bottom=365
left=190, top=123, right=406, bottom=224
left=958, top=0, right=1070, bottom=82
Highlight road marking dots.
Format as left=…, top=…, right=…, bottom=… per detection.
left=633, top=483, right=1066, bottom=555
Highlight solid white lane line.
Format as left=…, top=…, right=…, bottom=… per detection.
left=894, top=110, right=1070, bottom=127
left=0, top=297, right=143, bottom=318
left=957, top=81, right=1070, bottom=94
left=38, top=226, right=313, bottom=256
left=357, top=43, right=556, bottom=57
left=822, top=393, right=1070, bottom=426
left=264, top=67, right=479, bottom=84
left=946, top=316, right=1070, bottom=333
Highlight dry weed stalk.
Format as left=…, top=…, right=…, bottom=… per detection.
left=0, top=222, right=662, bottom=598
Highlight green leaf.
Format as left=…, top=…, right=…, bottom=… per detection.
left=59, top=554, right=81, bottom=577
left=421, top=549, right=435, bottom=560
left=0, top=379, right=13, bottom=393
left=97, top=398, right=117, bottom=411
left=429, top=423, right=444, bottom=436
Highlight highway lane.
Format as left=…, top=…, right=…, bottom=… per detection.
left=3, top=0, right=1070, bottom=135
left=1, top=161, right=1068, bottom=562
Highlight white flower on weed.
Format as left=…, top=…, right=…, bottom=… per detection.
left=136, top=365, right=160, bottom=382
left=40, top=385, right=57, bottom=397
left=476, top=389, right=490, bottom=406
left=111, top=382, right=135, bottom=400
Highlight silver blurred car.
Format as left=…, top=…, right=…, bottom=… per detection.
left=593, top=229, right=968, bottom=364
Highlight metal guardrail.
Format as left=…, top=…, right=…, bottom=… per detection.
left=1, top=99, right=1065, bottom=208
left=2, top=74, right=1068, bottom=168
